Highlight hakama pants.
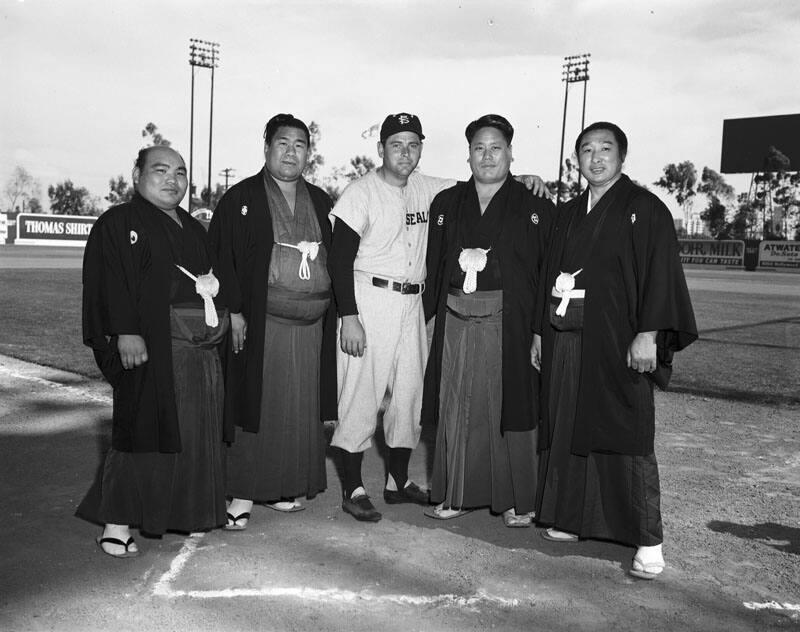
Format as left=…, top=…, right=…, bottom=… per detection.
left=77, top=308, right=228, bottom=534
left=536, top=328, right=663, bottom=546
left=226, top=289, right=328, bottom=502
left=430, top=290, right=537, bottom=513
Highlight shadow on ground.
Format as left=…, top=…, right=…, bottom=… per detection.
left=707, top=520, right=800, bottom=555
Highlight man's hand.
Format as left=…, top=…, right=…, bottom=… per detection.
left=627, top=331, right=657, bottom=373
left=531, top=333, right=542, bottom=371
left=340, top=314, right=366, bottom=357
left=231, top=312, right=247, bottom=354
left=117, top=334, right=148, bottom=370
left=515, top=174, right=550, bottom=198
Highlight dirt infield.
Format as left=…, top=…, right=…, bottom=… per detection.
left=0, top=356, right=797, bottom=631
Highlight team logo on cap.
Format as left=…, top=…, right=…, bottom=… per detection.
left=631, top=213, right=636, bottom=224
left=241, top=205, right=248, bottom=216
left=398, top=114, right=411, bottom=125
left=531, top=213, right=539, bottom=225
left=437, top=214, right=444, bottom=226
left=129, top=230, right=138, bottom=245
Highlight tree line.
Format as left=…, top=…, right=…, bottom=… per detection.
left=545, top=148, right=799, bottom=240
left=3, top=121, right=373, bottom=217
left=650, top=148, right=799, bottom=240
left=4, top=123, right=799, bottom=240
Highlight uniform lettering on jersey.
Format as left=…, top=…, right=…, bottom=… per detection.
left=406, top=211, right=429, bottom=226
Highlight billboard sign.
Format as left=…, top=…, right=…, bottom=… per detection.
left=678, top=239, right=744, bottom=266
left=721, top=114, right=800, bottom=174
left=15, top=213, right=96, bottom=246
left=759, top=241, right=800, bottom=269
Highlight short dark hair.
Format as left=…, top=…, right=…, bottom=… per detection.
left=263, top=113, right=310, bottom=146
left=134, top=146, right=161, bottom=170
left=575, top=121, right=628, bottom=160
left=465, top=114, right=514, bottom=145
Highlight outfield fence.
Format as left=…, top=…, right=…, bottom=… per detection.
left=2, top=212, right=798, bottom=270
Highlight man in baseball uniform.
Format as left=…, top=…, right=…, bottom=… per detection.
left=328, top=113, right=545, bottom=521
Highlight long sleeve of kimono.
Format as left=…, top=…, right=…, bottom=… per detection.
left=104, top=219, right=145, bottom=336
left=82, top=210, right=143, bottom=387
left=529, top=199, right=555, bottom=334
left=632, top=195, right=698, bottom=352
left=423, top=193, right=448, bottom=322
left=208, top=194, right=243, bottom=314
left=83, top=214, right=141, bottom=342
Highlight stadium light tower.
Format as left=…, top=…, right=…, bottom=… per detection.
left=188, top=39, right=220, bottom=212
left=557, top=53, right=591, bottom=204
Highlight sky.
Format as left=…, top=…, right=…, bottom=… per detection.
left=2, top=0, right=799, bottom=216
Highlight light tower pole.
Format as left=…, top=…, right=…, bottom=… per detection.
left=557, top=53, right=590, bottom=205
left=188, top=38, right=220, bottom=211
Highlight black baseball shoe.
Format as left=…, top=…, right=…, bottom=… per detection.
left=383, top=482, right=430, bottom=505
left=342, top=492, right=382, bottom=522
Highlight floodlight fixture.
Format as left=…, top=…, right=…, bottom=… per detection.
left=558, top=53, right=591, bottom=201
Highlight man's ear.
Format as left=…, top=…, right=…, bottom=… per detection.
left=132, top=167, right=140, bottom=186
left=376, top=141, right=384, bottom=159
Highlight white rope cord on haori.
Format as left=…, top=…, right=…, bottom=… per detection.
left=458, top=247, right=491, bottom=294
left=175, top=265, right=220, bottom=327
left=275, top=240, right=321, bottom=280
left=553, top=268, right=583, bottom=317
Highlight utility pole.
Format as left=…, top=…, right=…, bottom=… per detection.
left=557, top=53, right=591, bottom=206
left=189, top=38, right=220, bottom=210
left=219, top=167, right=236, bottom=190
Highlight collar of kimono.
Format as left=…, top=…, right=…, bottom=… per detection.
left=263, top=171, right=321, bottom=279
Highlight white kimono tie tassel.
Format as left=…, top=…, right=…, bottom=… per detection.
left=458, top=247, right=490, bottom=294
left=175, top=265, right=220, bottom=327
left=554, top=268, right=583, bottom=317
left=276, top=240, right=321, bottom=280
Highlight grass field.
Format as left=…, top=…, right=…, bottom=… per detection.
left=672, top=288, right=799, bottom=406
left=0, top=268, right=96, bottom=377
left=0, top=263, right=798, bottom=407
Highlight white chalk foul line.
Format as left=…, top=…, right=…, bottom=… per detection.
left=151, top=532, right=205, bottom=596
left=0, top=364, right=112, bottom=405
left=743, top=601, right=800, bottom=613
left=152, top=533, right=520, bottom=607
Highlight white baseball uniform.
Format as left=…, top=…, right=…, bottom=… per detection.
left=330, top=170, right=454, bottom=453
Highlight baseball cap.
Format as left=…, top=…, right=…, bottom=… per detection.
left=379, top=113, right=425, bottom=143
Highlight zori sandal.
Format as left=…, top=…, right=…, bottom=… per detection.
left=224, top=511, right=251, bottom=531
left=96, top=536, right=139, bottom=558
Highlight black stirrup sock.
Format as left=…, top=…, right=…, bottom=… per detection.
left=388, top=447, right=412, bottom=490
left=341, top=450, right=364, bottom=498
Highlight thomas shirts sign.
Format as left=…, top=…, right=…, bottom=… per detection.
left=15, top=213, right=96, bottom=246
